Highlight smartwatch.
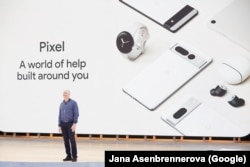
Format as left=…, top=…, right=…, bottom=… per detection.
left=116, top=22, right=149, bottom=60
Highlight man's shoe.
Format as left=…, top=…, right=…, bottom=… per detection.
left=63, top=156, right=72, bottom=161
left=72, top=157, right=77, bottom=162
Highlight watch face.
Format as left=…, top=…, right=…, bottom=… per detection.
left=116, top=31, right=134, bottom=53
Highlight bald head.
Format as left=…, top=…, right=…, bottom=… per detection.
left=63, top=90, right=70, bottom=102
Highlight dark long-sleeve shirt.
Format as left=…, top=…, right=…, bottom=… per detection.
left=58, top=98, right=79, bottom=126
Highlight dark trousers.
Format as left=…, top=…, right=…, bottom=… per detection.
left=60, top=122, right=77, bottom=158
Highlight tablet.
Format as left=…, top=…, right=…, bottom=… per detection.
left=161, top=96, right=248, bottom=137
left=122, top=43, right=212, bottom=111
left=119, top=0, right=198, bottom=33
left=208, top=0, right=250, bottom=51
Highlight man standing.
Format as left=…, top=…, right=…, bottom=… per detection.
left=58, top=90, right=79, bottom=162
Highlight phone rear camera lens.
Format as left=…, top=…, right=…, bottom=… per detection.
left=188, top=54, right=195, bottom=59
left=175, top=46, right=189, bottom=56
left=173, top=108, right=187, bottom=119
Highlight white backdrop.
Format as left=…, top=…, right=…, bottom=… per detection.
left=0, top=0, right=249, bottom=137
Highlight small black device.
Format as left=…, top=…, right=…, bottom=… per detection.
left=228, top=95, right=245, bottom=107
left=210, top=85, right=227, bottom=97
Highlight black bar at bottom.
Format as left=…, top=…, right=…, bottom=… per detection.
left=105, top=150, right=250, bottom=167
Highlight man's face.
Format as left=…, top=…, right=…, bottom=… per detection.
left=63, top=91, right=70, bottom=101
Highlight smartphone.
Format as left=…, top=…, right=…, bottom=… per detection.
left=161, top=96, right=248, bottom=137
left=122, top=43, right=212, bottom=111
left=119, top=0, right=198, bottom=32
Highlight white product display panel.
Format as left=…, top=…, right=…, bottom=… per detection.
left=0, top=0, right=249, bottom=137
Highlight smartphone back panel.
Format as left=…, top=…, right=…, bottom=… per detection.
left=122, top=43, right=212, bottom=111
left=161, top=96, right=248, bottom=137
left=119, top=0, right=198, bottom=32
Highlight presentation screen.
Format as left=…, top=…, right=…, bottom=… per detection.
left=0, top=0, right=249, bottom=137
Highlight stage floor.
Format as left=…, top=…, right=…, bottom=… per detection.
left=0, top=137, right=250, bottom=162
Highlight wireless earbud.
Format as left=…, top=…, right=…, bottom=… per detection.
left=210, top=85, right=245, bottom=108
left=228, top=95, right=245, bottom=107
left=210, top=85, right=227, bottom=97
